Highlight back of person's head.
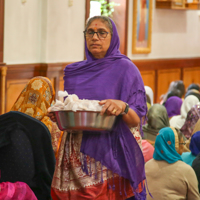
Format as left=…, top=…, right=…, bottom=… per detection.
left=180, top=95, right=199, bottom=118
left=190, top=131, right=200, bottom=156
left=153, top=127, right=183, bottom=163
left=187, top=83, right=200, bottom=92
left=184, top=89, right=200, bottom=101
left=147, top=104, right=170, bottom=129
left=166, top=89, right=182, bottom=99
left=165, top=96, right=182, bottom=118
left=174, top=80, right=185, bottom=98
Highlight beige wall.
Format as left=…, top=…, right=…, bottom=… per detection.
left=3, top=0, right=200, bottom=64
left=3, top=0, right=85, bottom=64
left=127, top=0, right=200, bottom=59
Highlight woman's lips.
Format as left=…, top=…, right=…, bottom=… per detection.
left=91, top=44, right=100, bottom=47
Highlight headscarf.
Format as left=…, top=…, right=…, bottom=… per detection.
left=170, top=95, right=199, bottom=129
left=63, top=18, right=147, bottom=198
left=11, top=76, right=54, bottom=132
left=192, top=153, right=200, bottom=192
left=153, top=127, right=183, bottom=164
left=190, top=131, right=200, bottom=156
left=185, top=89, right=200, bottom=101
left=142, top=140, right=154, bottom=163
left=145, top=86, right=154, bottom=105
left=142, top=104, right=170, bottom=141
left=181, top=103, right=200, bottom=139
left=187, top=83, right=200, bottom=92
left=165, top=96, right=182, bottom=118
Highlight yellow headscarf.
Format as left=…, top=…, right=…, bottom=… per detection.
left=11, top=76, right=55, bottom=133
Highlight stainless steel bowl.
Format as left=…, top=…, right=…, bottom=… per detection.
left=53, top=110, right=116, bottom=131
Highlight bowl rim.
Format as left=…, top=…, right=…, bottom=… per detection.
left=50, top=110, right=102, bottom=114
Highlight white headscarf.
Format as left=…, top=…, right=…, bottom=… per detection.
left=145, top=86, right=154, bottom=105
left=170, top=95, right=199, bottom=129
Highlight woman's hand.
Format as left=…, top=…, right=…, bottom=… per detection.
left=47, top=112, right=57, bottom=122
left=99, top=99, right=140, bottom=128
left=99, top=99, right=126, bottom=116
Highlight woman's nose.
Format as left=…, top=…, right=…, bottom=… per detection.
left=92, top=32, right=99, bottom=40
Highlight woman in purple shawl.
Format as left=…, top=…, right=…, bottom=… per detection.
left=51, top=16, right=147, bottom=200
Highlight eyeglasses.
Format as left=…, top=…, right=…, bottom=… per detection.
left=83, top=30, right=109, bottom=39
left=179, top=143, right=186, bottom=145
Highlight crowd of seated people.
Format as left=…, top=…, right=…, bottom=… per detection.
left=1, top=75, right=200, bottom=200
left=143, top=81, right=200, bottom=199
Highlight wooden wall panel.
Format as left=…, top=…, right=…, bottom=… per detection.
left=183, top=67, right=200, bottom=89
left=6, top=79, right=29, bottom=112
left=140, top=70, right=155, bottom=103
left=157, top=68, right=181, bottom=102
left=1, top=58, right=200, bottom=114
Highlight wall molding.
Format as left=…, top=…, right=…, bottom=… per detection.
left=133, top=57, right=200, bottom=71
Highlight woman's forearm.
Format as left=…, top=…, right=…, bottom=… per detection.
left=122, top=108, right=140, bottom=128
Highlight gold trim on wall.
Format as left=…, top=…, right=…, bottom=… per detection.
left=132, top=0, right=153, bottom=54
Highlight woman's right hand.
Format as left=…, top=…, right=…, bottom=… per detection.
left=47, top=112, right=57, bottom=122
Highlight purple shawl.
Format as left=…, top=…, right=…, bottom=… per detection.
left=190, top=131, right=200, bottom=156
left=64, top=19, right=147, bottom=199
left=165, top=96, right=183, bottom=118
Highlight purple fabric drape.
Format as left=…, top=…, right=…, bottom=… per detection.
left=64, top=18, right=147, bottom=199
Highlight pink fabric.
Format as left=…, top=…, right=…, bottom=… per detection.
left=0, top=182, right=37, bottom=200
left=142, top=140, right=154, bottom=163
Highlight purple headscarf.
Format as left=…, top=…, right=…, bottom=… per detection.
left=64, top=18, right=147, bottom=199
left=165, top=96, right=183, bottom=118
left=181, top=103, right=200, bottom=139
left=190, top=131, right=200, bottom=156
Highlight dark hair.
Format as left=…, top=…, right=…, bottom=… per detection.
left=187, top=84, right=200, bottom=92
left=85, top=16, right=113, bottom=36
left=166, top=89, right=182, bottom=99
left=174, top=80, right=185, bottom=97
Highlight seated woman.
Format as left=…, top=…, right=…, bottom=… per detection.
left=145, top=127, right=200, bottom=200
left=181, top=103, right=200, bottom=140
left=142, top=104, right=170, bottom=142
left=192, top=152, right=200, bottom=193
left=170, top=95, right=199, bottom=130
left=164, top=96, right=182, bottom=119
left=181, top=131, right=200, bottom=166
left=11, top=76, right=62, bottom=158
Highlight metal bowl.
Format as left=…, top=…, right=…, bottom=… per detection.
left=53, top=110, right=116, bottom=131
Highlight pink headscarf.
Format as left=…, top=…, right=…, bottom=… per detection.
left=142, top=140, right=154, bottom=163
left=0, top=182, right=37, bottom=200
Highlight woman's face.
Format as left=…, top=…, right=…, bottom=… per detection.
left=86, top=19, right=112, bottom=59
